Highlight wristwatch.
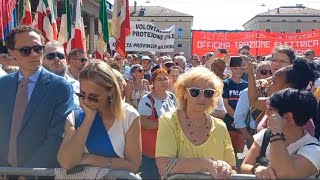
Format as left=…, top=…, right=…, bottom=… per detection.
left=251, top=163, right=260, bottom=174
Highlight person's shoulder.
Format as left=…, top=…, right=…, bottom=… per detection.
left=0, top=72, right=16, bottom=83
left=123, top=102, right=139, bottom=115
left=211, top=116, right=227, bottom=129
left=43, top=69, right=67, bottom=84
left=240, top=79, right=248, bottom=84
left=223, top=78, right=231, bottom=83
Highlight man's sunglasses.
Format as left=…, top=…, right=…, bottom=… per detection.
left=45, top=52, right=66, bottom=60
left=75, top=92, right=99, bottom=103
left=13, top=45, right=45, bottom=57
left=164, top=62, right=175, bottom=69
left=73, top=58, right=88, bottom=63
left=259, top=69, right=272, bottom=75
left=186, top=87, right=216, bottom=98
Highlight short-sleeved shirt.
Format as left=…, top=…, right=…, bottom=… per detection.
left=222, top=78, right=248, bottom=110
left=254, top=129, right=320, bottom=177
left=156, top=111, right=236, bottom=167
left=67, top=103, right=139, bottom=159
left=138, top=91, right=177, bottom=118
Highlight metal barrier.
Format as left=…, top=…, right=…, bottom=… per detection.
left=167, top=173, right=257, bottom=179
left=0, top=167, right=141, bottom=179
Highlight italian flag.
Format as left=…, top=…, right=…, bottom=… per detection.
left=57, top=0, right=71, bottom=50
left=33, top=0, right=58, bottom=42
left=111, top=0, right=130, bottom=58
left=19, top=0, right=32, bottom=25
left=96, top=0, right=109, bottom=59
left=67, top=0, right=86, bottom=53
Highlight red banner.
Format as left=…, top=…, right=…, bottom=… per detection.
left=192, top=30, right=320, bottom=57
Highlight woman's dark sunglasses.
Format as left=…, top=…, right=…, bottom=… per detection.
left=45, top=52, right=66, bottom=60
left=260, top=69, right=272, bottom=75
left=164, top=62, right=175, bottom=69
left=186, top=87, right=216, bottom=98
left=75, top=92, right=99, bottom=103
left=13, top=45, right=45, bottom=57
left=73, top=58, right=88, bottom=63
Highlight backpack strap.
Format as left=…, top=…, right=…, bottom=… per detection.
left=147, top=94, right=159, bottom=119
left=256, top=129, right=271, bottom=166
left=260, top=129, right=272, bottom=157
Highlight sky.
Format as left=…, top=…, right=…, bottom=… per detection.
left=129, top=0, right=320, bottom=30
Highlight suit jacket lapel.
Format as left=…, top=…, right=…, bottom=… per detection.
left=21, top=69, right=51, bottom=130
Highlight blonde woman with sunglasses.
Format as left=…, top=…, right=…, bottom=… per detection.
left=57, top=61, right=141, bottom=178
left=156, top=67, right=236, bottom=179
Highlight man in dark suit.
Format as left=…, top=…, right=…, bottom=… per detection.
left=0, top=25, right=75, bottom=168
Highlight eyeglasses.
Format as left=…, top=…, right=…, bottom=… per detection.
left=155, top=77, right=169, bottom=82
left=135, top=69, right=143, bottom=73
left=75, top=92, right=100, bottom=103
left=164, top=62, right=175, bottom=69
left=270, top=58, right=291, bottom=66
left=304, top=53, right=311, bottom=56
left=240, top=52, right=250, bottom=55
left=13, top=45, right=45, bottom=57
left=72, top=58, right=88, bottom=63
left=45, top=52, right=66, bottom=60
left=259, top=69, right=272, bottom=75
left=186, top=87, right=216, bottom=98
left=115, top=57, right=122, bottom=61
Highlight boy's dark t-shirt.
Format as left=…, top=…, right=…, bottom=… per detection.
left=222, top=78, right=248, bottom=130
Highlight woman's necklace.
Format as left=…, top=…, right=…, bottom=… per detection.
left=185, top=113, right=210, bottom=143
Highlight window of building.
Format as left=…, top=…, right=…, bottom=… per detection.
left=178, top=28, right=184, bottom=38
left=296, top=29, right=301, bottom=33
left=282, top=20, right=286, bottom=22
left=297, top=20, right=301, bottom=22
left=266, top=19, right=271, bottom=22
left=177, top=44, right=183, bottom=48
left=265, top=29, right=271, bottom=32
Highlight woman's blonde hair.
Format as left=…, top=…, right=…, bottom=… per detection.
left=79, top=61, right=125, bottom=120
left=174, top=67, right=224, bottom=113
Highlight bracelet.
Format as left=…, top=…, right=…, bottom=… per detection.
left=270, top=137, right=285, bottom=143
left=251, top=163, right=260, bottom=174
left=162, top=158, right=179, bottom=179
left=270, top=132, right=285, bottom=139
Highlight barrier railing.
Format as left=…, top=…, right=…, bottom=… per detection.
left=0, top=167, right=140, bottom=179
left=167, top=173, right=257, bottom=179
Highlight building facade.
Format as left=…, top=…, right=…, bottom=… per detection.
left=130, top=5, right=193, bottom=57
left=243, top=4, right=320, bottom=33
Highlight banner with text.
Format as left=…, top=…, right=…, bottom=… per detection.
left=110, top=21, right=175, bottom=52
left=192, top=30, right=320, bottom=56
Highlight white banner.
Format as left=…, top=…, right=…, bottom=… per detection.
left=110, top=21, right=175, bottom=52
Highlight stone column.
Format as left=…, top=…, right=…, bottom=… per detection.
left=89, top=16, right=95, bottom=55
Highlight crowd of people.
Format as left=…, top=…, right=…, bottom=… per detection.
left=1, top=25, right=320, bottom=179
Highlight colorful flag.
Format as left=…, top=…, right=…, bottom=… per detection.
left=96, top=0, right=109, bottom=59
left=33, top=0, right=58, bottom=42
left=111, top=0, right=130, bottom=58
left=0, top=0, right=17, bottom=41
left=58, top=0, right=71, bottom=50
left=67, top=0, right=86, bottom=53
left=19, top=0, right=32, bottom=25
